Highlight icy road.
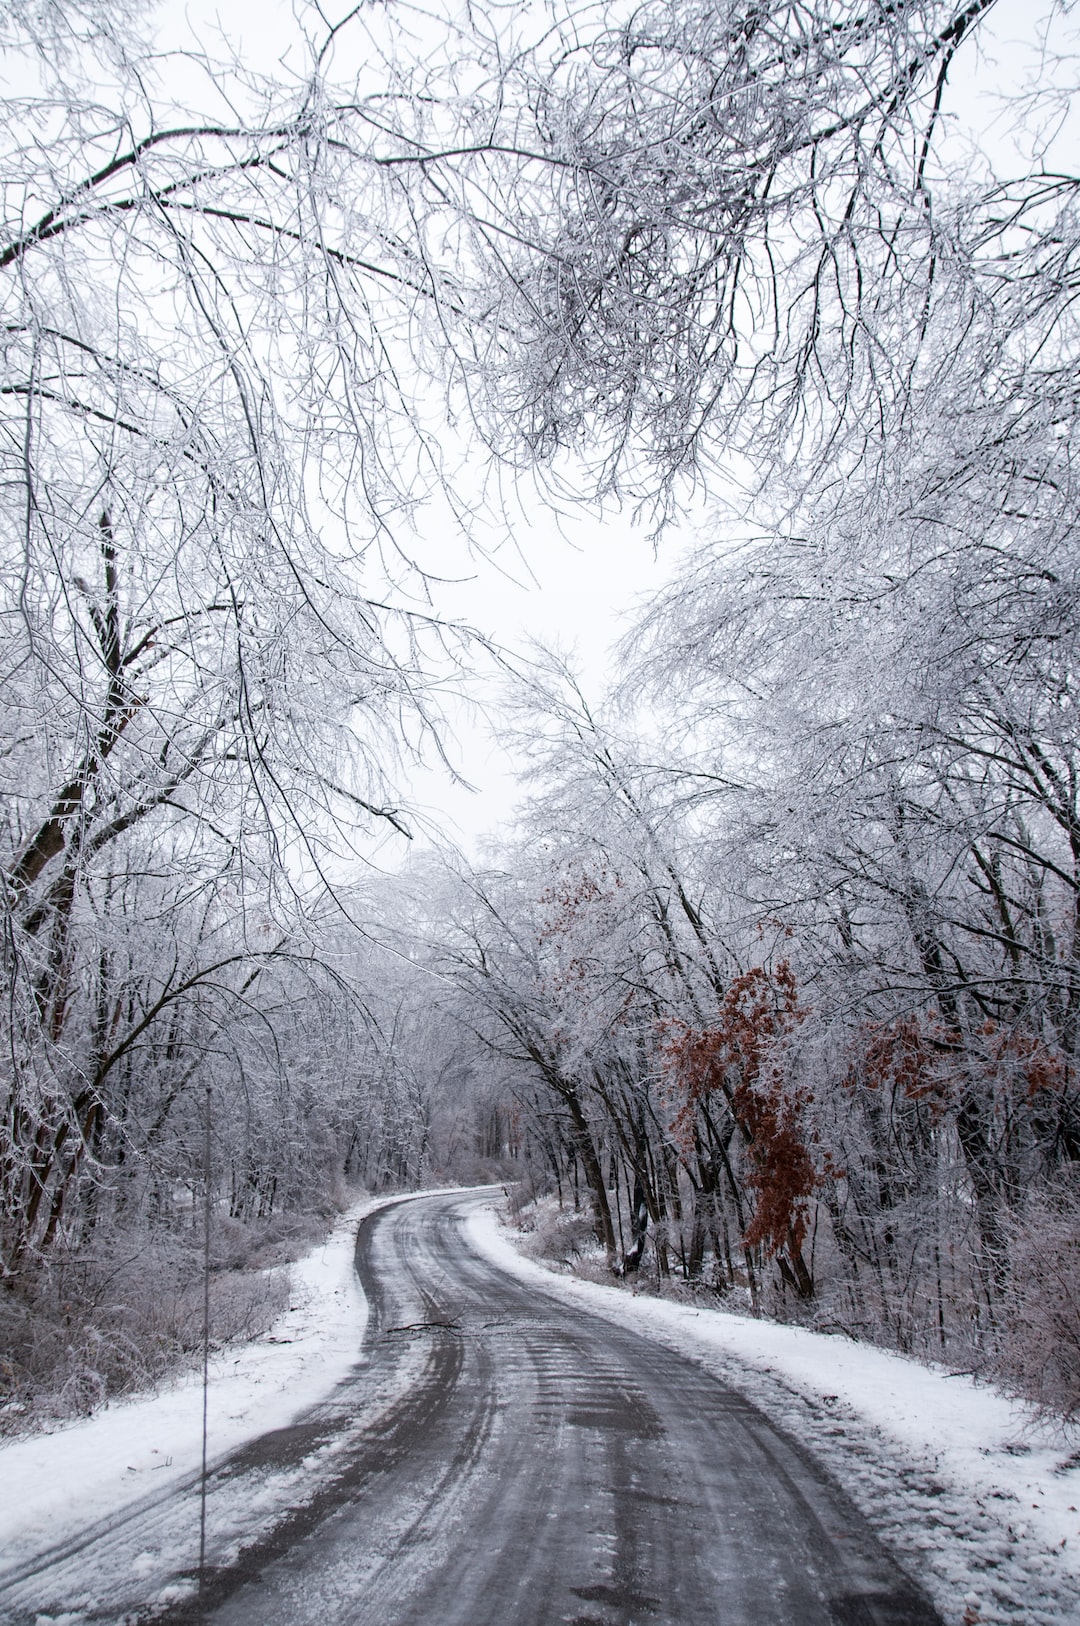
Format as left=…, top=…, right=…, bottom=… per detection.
left=3, top=1190, right=941, bottom=1625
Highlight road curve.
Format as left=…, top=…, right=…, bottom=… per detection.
left=3, top=1191, right=943, bottom=1625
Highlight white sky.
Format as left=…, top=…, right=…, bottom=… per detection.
left=402, top=504, right=670, bottom=854
left=155, top=0, right=1078, bottom=859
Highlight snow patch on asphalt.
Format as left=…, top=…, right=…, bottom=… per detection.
left=0, top=1187, right=461, bottom=1581
left=466, top=1202, right=1080, bottom=1626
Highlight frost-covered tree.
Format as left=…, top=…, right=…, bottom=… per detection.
left=0, top=0, right=498, bottom=1274
left=445, top=0, right=1005, bottom=500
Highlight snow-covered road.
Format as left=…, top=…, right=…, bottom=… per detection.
left=6, top=1190, right=1080, bottom=1624
left=4, top=1189, right=943, bottom=1625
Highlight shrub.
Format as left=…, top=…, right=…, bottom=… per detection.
left=0, top=1223, right=294, bottom=1434
left=995, top=1179, right=1080, bottom=1417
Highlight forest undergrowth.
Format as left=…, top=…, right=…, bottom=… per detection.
left=0, top=1205, right=337, bottom=1435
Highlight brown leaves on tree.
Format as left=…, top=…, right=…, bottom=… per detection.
left=845, top=1014, right=1067, bottom=1118
left=661, top=962, right=824, bottom=1257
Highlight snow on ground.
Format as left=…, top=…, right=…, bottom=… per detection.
left=7, top=1187, right=1080, bottom=1626
left=0, top=1188, right=459, bottom=1581
left=468, top=1203, right=1080, bottom=1626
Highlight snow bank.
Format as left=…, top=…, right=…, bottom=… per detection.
left=467, top=1204, right=1080, bottom=1626
left=0, top=1188, right=450, bottom=1572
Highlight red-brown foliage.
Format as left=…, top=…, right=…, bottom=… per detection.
left=972, top=1022, right=1066, bottom=1101
left=847, top=1014, right=950, bottom=1114
left=661, top=963, right=822, bottom=1255
left=537, top=866, right=626, bottom=1006
left=845, top=1014, right=1065, bottom=1117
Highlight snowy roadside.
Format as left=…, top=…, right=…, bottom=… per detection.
left=0, top=1187, right=462, bottom=1579
left=467, top=1203, right=1080, bottom=1626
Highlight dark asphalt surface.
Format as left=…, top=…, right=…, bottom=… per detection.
left=1, top=1191, right=944, bottom=1625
